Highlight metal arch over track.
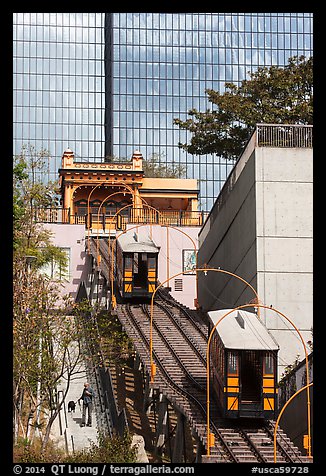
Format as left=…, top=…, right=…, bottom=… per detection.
left=86, top=237, right=312, bottom=463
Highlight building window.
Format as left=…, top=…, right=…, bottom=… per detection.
left=228, top=352, right=238, bottom=375
left=264, top=352, right=274, bottom=375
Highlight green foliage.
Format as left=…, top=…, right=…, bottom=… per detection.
left=174, top=55, right=313, bottom=159
left=105, top=151, right=187, bottom=178
left=13, top=145, right=76, bottom=449
left=65, top=432, right=137, bottom=463
left=71, top=298, right=94, bottom=318
left=143, top=152, right=186, bottom=178
left=97, top=311, right=134, bottom=366
left=13, top=436, right=67, bottom=463
left=279, top=354, right=301, bottom=385
left=13, top=157, right=29, bottom=246
left=14, top=431, right=137, bottom=463
left=13, top=144, right=66, bottom=271
left=72, top=300, right=134, bottom=366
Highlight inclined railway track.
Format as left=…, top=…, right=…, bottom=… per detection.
left=89, top=237, right=312, bottom=462
left=115, top=294, right=311, bottom=463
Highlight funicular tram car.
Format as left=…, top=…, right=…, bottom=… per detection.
left=208, top=309, right=279, bottom=419
left=115, top=231, right=159, bottom=299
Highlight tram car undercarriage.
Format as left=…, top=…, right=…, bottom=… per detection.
left=208, top=309, right=279, bottom=420
left=115, top=230, right=159, bottom=300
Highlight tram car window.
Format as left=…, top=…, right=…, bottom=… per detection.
left=208, top=309, right=279, bottom=420
left=116, top=231, right=159, bottom=300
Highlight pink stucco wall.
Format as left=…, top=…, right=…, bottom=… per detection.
left=44, top=223, right=86, bottom=301
left=125, top=224, right=199, bottom=309
left=44, top=223, right=200, bottom=309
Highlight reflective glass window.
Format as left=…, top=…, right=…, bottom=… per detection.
left=13, top=13, right=313, bottom=205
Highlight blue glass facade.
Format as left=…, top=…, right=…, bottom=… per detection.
left=13, top=13, right=105, bottom=173
left=13, top=13, right=313, bottom=209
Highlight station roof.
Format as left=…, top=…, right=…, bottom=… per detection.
left=117, top=232, right=160, bottom=254
left=141, top=177, right=199, bottom=193
left=208, top=309, right=279, bottom=351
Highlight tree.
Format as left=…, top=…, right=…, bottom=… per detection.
left=13, top=146, right=136, bottom=460
left=13, top=144, right=65, bottom=268
left=143, top=152, right=186, bottom=178
left=13, top=146, right=72, bottom=449
left=96, top=310, right=134, bottom=367
left=13, top=270, right=83, bottom=450
left=105, top=151, right=186, bottom=178
left=173, top=55, right=313, bottom=160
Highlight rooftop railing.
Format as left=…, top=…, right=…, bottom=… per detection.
left=34, top=207, right=208, bottom=228
left=256, top=123, right=313, bottom=148
left=199, top=123, right=313, bottom=239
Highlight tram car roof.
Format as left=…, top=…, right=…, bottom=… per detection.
left=208, top=309, right=279, bottom=351
left=117, top=232, right=160, bottom=254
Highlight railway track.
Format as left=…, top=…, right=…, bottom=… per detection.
left=115, top=295, right=311, bottom=463
left=89, top=240, right=312, bottom=463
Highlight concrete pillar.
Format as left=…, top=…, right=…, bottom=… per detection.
left=70, top=185, right=80, bottom=222
left=133, top=353, right=142, bottom=372
left=192, top=429, right=204, bottom=463
left=60, top=148, right=74, bottom=220
left=172, top=410, right=186, bottom=463
left=189, top=197, right=198, bottom=212
left=63, top=184, right=72, bottom=213
left=154, top=393, right=169, bottom=458
left=143, top=374, right=153, bottom=414
left=89, top=269, right=100, bottom=304
left=132, top=187, right=143, bottom=222
left=61, top=148, right=74, bottom=168
left=131, top=150, right=143, bottom=172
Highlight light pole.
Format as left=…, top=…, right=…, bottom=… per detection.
left=273, top=383, right=313, bottom=462
left=95, top=190, right=136, bottom=266
left=110, top=221, right=198, bottom=305
left=149, top=267, right=260, bottom=385
left=86, top=182, right=104, bottom=253
left=83, top=181, right=140, bottom=254
left=108, top=205, right=202, bottom=310
left=205, top=303, right=312, bottom=459
left=106, top=202, right=163, bottom=309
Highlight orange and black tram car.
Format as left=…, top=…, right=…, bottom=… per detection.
left=208, top=309, right=279, bottom=420
left=115, top=231, right=159, bottom=300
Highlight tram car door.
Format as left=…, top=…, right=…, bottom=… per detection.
left=208, top=309, right=279, bottom=419
left=116, top=232, right=159, bottom=299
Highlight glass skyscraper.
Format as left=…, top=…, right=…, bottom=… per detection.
left=13, top=13, right=313, bottom=210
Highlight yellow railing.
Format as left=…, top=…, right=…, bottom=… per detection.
left=35, top=207, right=207, bottom=228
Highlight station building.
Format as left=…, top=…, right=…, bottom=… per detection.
left=38, top=149, right=204, bottom=308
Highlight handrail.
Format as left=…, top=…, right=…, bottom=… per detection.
left=34, top=207, right=208, bottom=227
left=256, top=124, right=313, bottom=148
